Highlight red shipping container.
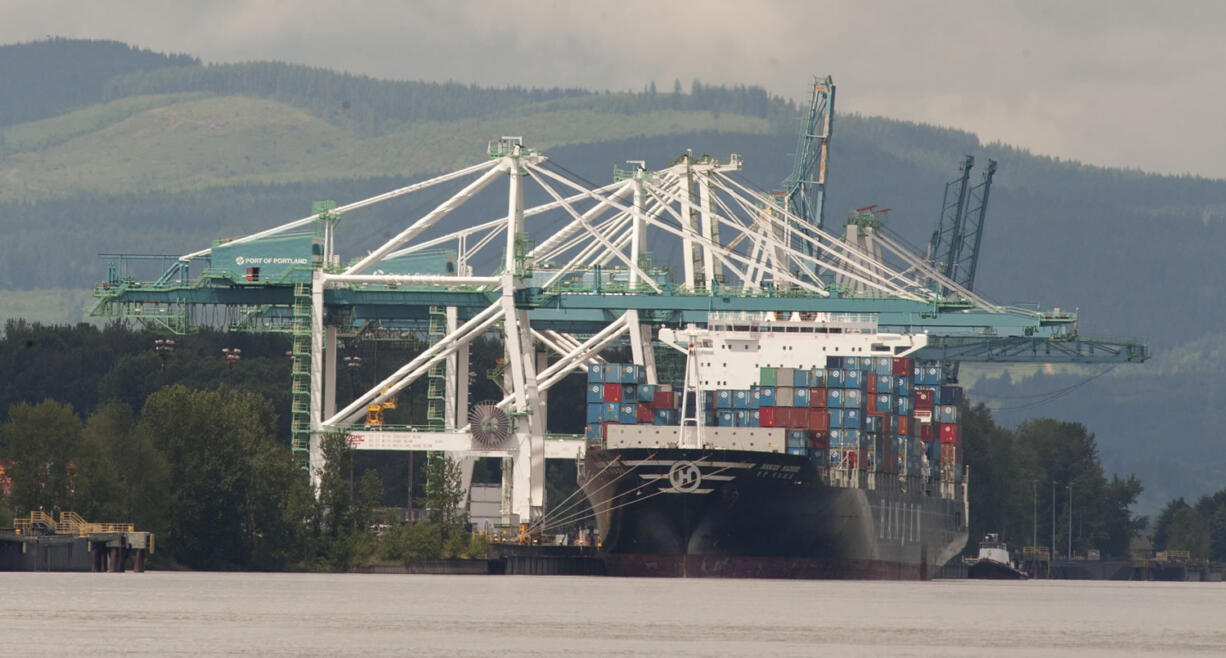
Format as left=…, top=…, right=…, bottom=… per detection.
left=782, top=407, right=801, bottom=428
left=636, top=403, right=653, bottom=423
left=939, top=423, right=961, bottom=444
left=807, top=409, right=830, bottom=431
left=913, top=388, right=934, bottom=410
left=759, top=406, right=777, bottom=427
left=603, top=383, right=622, bottom=402
left=865, top=374, right=878, bottom=394
left=808, top=430, right=830, bottom=450
left=896, top=415, right=912, bottom=436
left=652, top=390, right=672, bottom=409
left=892, top=357, right=915, bottom=377
left=919, top=422, right=933, bottom=443
left=809, top=387, right=827, bottom=408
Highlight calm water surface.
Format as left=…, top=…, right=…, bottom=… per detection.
left=0, top=572, right=1222, bottom=656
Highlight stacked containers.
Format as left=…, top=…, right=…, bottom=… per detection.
left=584, top=359, right=964, bottom=481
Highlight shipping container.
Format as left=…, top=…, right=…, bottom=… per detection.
left=585, top=423, right=605, bottom=440
left=619, top=404, right=638, bottom=425
left=636, top=403, right=654, bottom=424
left=587, top=403, right=605, bottom=423
left=604, top=402, right=621, bottom=422
left=874, top=357, right=893, bottom=376
left=919, top=422, right=933, bottom=443
left=718, top=410, right=735, bottom=427
left=807, top=449, right=828, bottom=467
left=793, top=369, right=811, bottom=388
left=913, top=388, right=935, bottom=410
left=896, top=414, right=912, bottom=436
left=759, top=406, right=777, bottom=427
left=844, top=389, right=864, bottom=408
left=604, top=383, right=622, bottom=402
left=874, top=393, right=893, bottom=414
left=778, top=368, right=795, bottom=387
left=776, top=386, right=795, bottom=407
left=844, top=408, right=862, bottom=428
left=732, top=389, right=750, bottom=409
left=864, top=414, right=883, bottom=433
left=759, top=367, right=777, bottom=386
left=622, top=383, right=637, bottom=402
left=844, top=369, right=863, bottom=389
left=826, top=356, right=844, bottom=369
left=896, top=396, right=913, bottom=416
left=808, top=430, right=830, bottom=449
left=939, top=385, right=963, bottom=405
left=733, top=410, right=750, bottom=427
left=893, top=376, right=912, bottom=397
left=637, top=384, right=656, bottom=403
left=587, top=363, right=607, bottom=383
left=827, top=369, right=844, bottom=388
left=652, top=390, right=673, bottom=409
left=936, top=404, right=959, bottom=423
left=786, top=429, right=808, bottom=448
left=865, top=373, right=878, bottom=394
left=828, top=408, right=845, bottom=428
left=938, top=423, right=961, bottom=444
left=810, top=368, right=828, bottom=387
left=587, top=384, right=604, bottom=403
left=892, top=357, right=914, bottom=377
left=759, top=386, right=777, bottom=406
left=653, top=409, right=678, bottom=425
left=794, top=387, right=810, bottom=407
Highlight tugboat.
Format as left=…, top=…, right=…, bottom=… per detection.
left=967, top=533, right=1029, bottom=580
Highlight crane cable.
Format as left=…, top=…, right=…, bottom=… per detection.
left=988, top=365, right=1117, bottom=411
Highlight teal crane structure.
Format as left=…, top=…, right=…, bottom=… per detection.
left=91, top=104, right=1146, bottom=524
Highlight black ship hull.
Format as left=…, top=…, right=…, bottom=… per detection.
left=582, top=447, right=968, bottom=579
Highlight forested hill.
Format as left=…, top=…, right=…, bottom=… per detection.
left=0, top=39, right=198, bottom=127
left=5, top=37, right=1226, bottom=515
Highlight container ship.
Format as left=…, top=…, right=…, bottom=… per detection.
left=580, top=311, right=969, bottom=578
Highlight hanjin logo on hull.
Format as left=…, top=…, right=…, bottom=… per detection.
left=625, top=459, right=752, bottom=494
left=668, top=461, right=702, bottom=492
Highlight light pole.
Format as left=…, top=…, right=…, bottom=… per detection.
left=344, top=355, right=362, bottom=399
left=222, top=347, right=242, bottom=383
left=1051, top=480, right=1056, bottom=559
left=1067, top=483, right=1074, bottom=560
left=1032, top=480, right=1037, bottom=549
left=154, top=338, right=175, bottom=368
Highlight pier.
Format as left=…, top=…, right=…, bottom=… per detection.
left=0, top=511, right=153, bottom=572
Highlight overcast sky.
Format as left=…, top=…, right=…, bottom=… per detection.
left=5, top=0, right=1224, bottom=179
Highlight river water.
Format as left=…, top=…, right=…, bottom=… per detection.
left=0, top=572, right=1221, bottom=656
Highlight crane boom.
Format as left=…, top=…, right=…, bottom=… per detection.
left=780, top=76, right=835, bottom=259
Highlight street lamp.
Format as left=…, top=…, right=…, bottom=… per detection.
left=154, top=338, right=175, bottom=368
left=1068, top=483, right=1074, bottom=560
left=222, top=348, right=242, bottom=382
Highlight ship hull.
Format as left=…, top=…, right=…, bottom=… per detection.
left=582, top=447, right=968, bottom=579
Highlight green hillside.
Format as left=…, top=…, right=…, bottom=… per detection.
left=0, top=94, right=769, bottom=201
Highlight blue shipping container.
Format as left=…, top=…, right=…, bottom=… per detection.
left=587, top=403, right=605, bottom=423
left=793, top=369, right=811, bottom=388
left=759, top=387, right=777, bottom=406
left=587, top=384, right=604, bottom=403
left=716, top=389, right=733, bottom=409
left=587, top=363, right=606, bottom=383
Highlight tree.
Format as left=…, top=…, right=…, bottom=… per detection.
left=0, top=399, right=81, bottom=514
left=422, top=453, right=467, bottom=531
left=1166, top=507, right=1210, bottom=558
left=136, top=385, right=305, bottom=569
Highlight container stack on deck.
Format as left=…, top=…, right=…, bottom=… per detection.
left=583, top=358, right=964, bottom=483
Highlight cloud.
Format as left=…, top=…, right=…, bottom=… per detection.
left=3, top=0, right=1225, bottom=178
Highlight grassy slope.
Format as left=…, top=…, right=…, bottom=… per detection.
left=0, top=94, right=770, bottom=202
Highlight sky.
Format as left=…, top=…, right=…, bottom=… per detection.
left=4, top=0, right=1225, bottom=179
